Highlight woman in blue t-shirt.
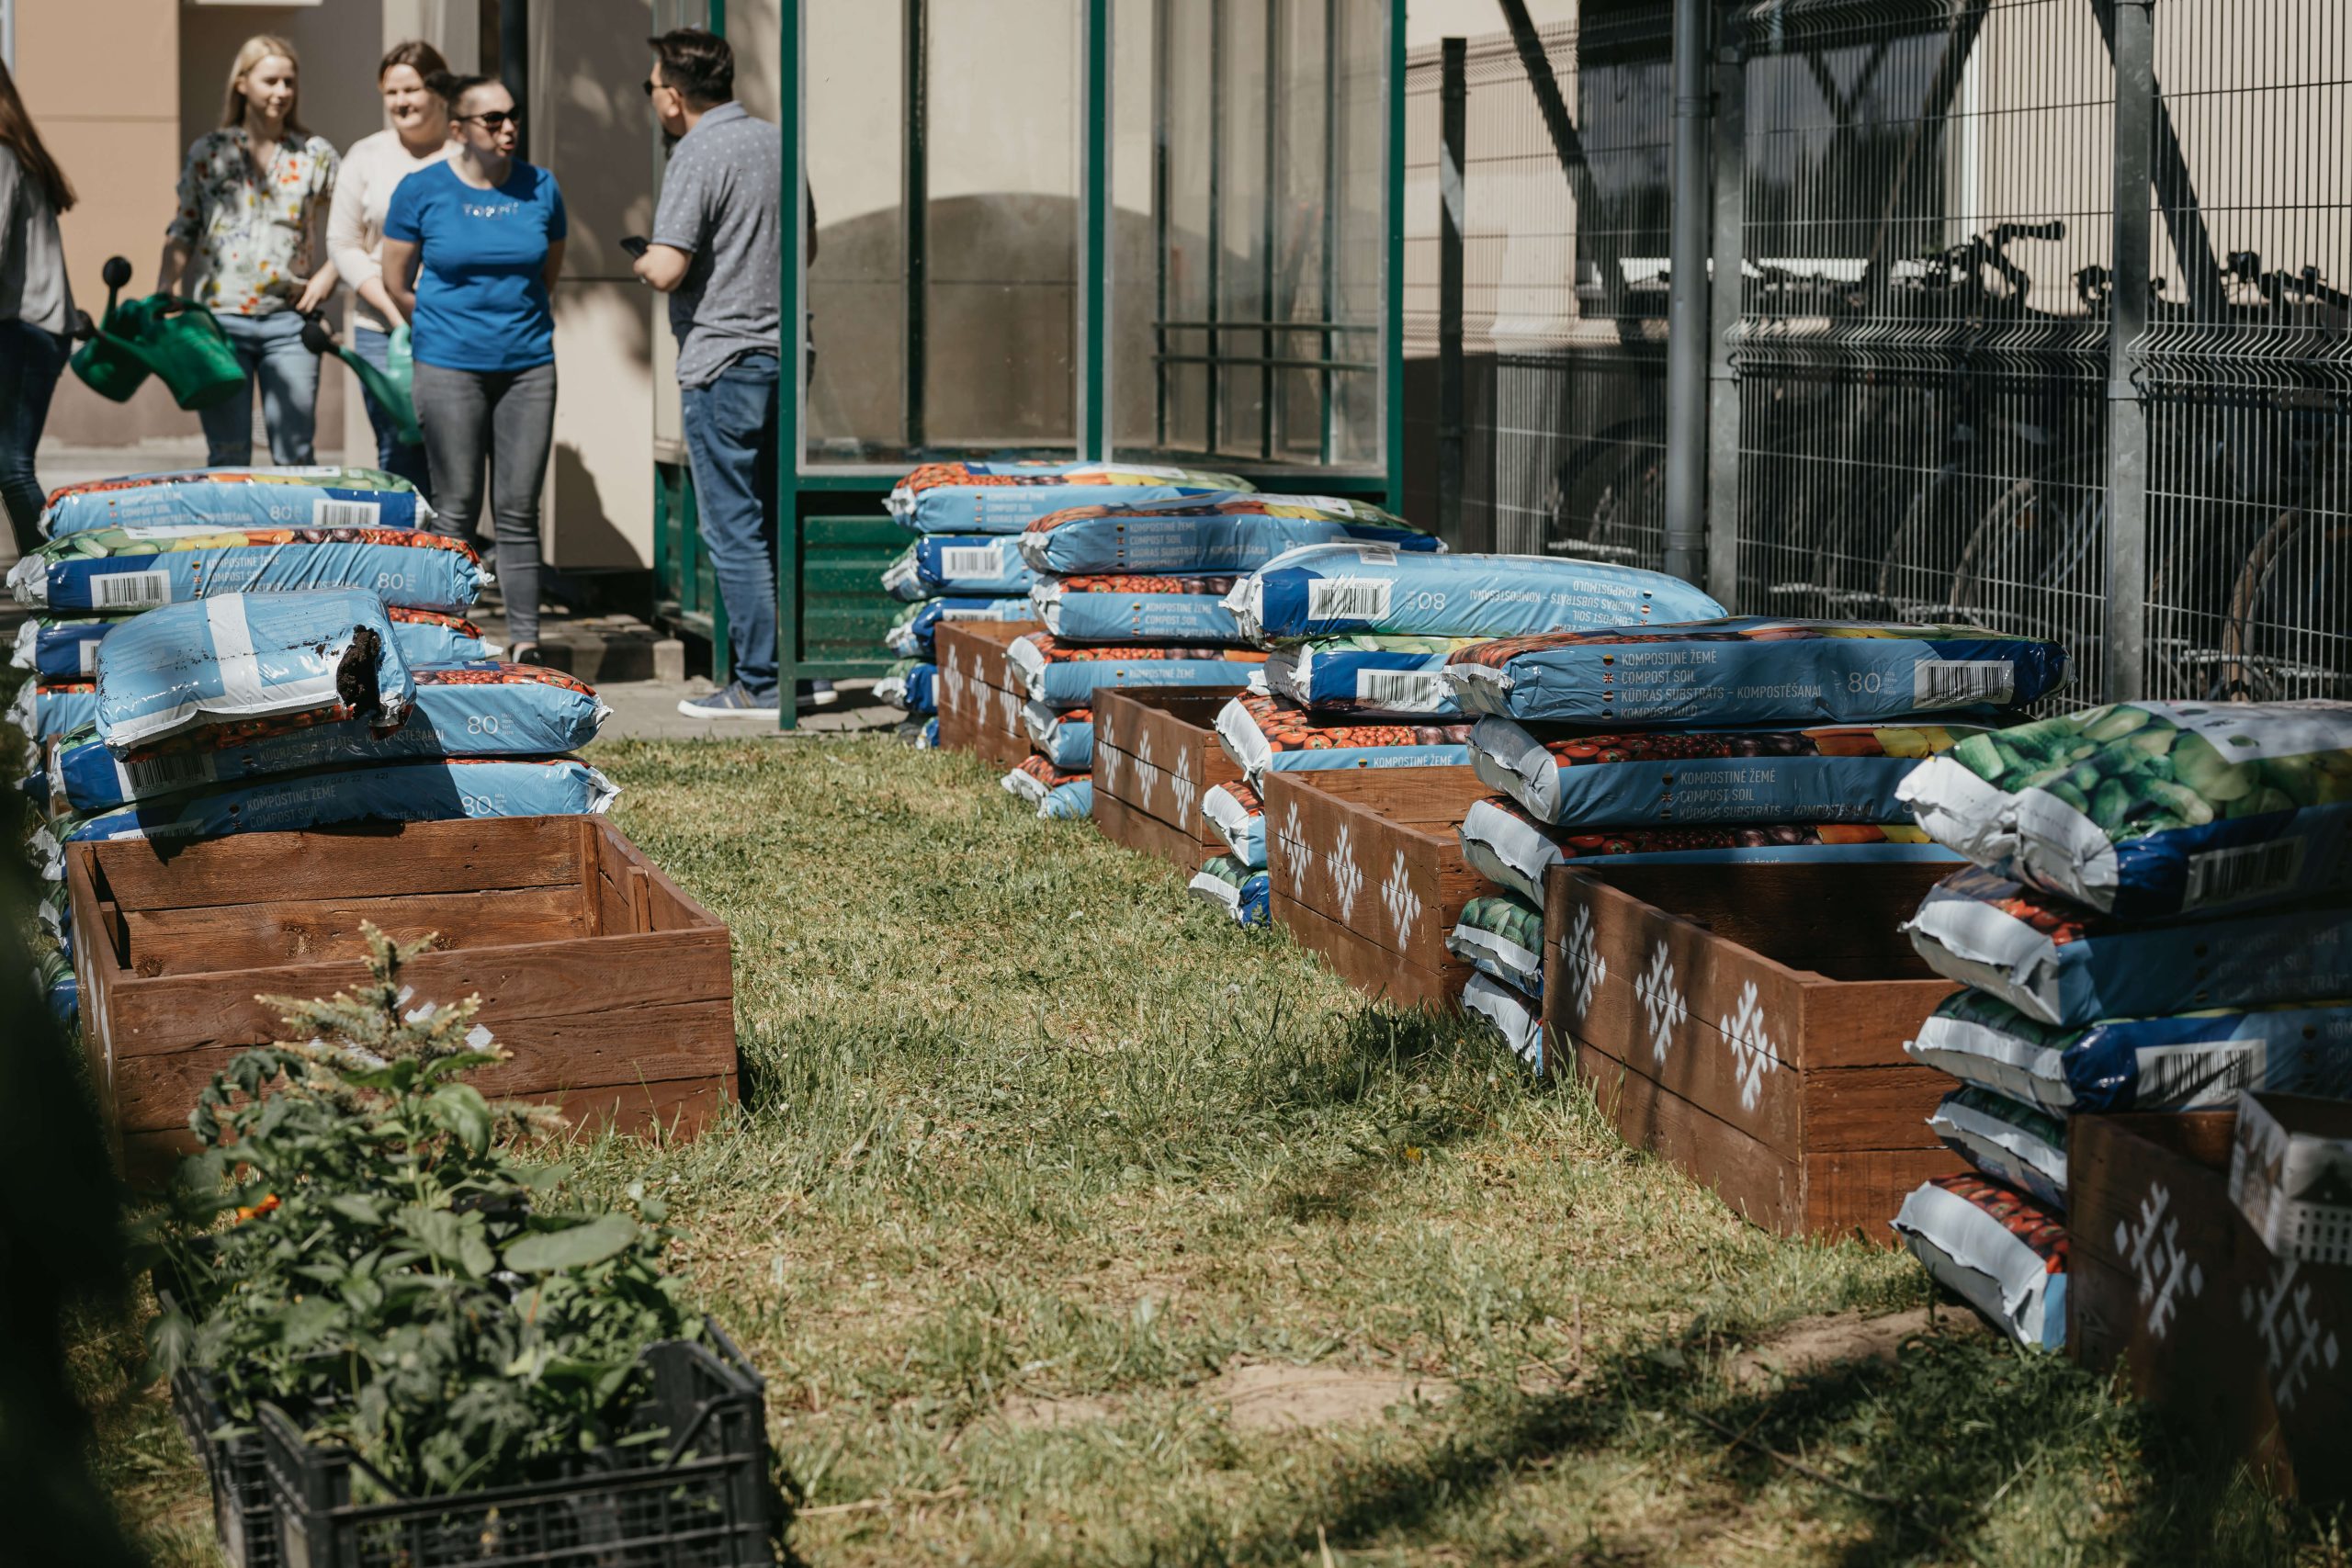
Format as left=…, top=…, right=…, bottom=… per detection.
left=380, top=73, right=565, bottom=660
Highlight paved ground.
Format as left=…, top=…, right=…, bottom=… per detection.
left=596, top=677, right=906, bottom=742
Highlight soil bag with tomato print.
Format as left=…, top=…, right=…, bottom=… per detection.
left=1018, top=493, right=1437, bottom=577
left=1023, top=702, right=1094, bottom=771
left=14, top=604, right=488, bottom=680
left=1892, top=1174, right=2068, bottom=1349
left=888, top=460, right=1249, bottom=534
left=1227, top=546, right=1724, bottom=645
left=1006, top=632, right=1262, bottom=711
left=8, top=524, right=483, bottom=614
left=1002, top=753, right=1093, bottom=819
left=1214, top=693, right=1471, bottom=788
left=1032, top=573, right=1246, bottom=645
left=40, top=466, right=431, bottom=537
left=1444, top=619, right=2069, bottom=728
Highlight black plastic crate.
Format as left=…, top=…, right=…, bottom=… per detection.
left=259, top=1320, right=781, bottom=1568
left=158, top=1287, right=282, bottom=1568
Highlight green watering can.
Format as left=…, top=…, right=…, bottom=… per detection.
left=69, top=256, right=247, bottom=411
left=301, top=312, right=421, bottom=447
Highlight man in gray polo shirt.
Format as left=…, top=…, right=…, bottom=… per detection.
left=636, top=28, right=829, bottom=717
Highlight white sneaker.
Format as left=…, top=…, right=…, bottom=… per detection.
left=677, top=682, right=782, bottom=719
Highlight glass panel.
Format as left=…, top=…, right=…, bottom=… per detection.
left=802, top=2, right=906, bottom=465
left=1112, top=0, right=1388, bottom=473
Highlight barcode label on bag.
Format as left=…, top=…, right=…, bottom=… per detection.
left=942, top=546, right=1001, bottom=580
left=2133, top=1040, right=2266, bottom=1109
left=1308, top=577, right=1393, bottom=622
left=91, top=570, right=172, bottom=610
left=118, top=750, right=213, bottom=797
left=2184, top=837, right=2306, bottom=909
left=312, top=497, right=382, bottom=528
left=1911, top=660, right=2012, bottom=708
left=78, top=640, right=103, bottom=673
left=1355, top=669, right=1449, bottom=712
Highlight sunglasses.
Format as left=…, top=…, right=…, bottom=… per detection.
left=460, top=109, right=522, bottom=130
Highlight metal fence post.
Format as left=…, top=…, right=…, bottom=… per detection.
left=1703, top=24, right=1744, bottom=612
left=1438, top=38, right=1470, bottom=549
left=1663, top=0, right=1713, bottom=587
left=2104, top=0, right=2155, bottom=702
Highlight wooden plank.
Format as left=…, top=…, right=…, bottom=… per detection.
left=1092, top=688, right=1244, bottom=841
left=80, top=817, right=587, bottom=914
left=1094, top=741, right=1224, bottom=852
left=1578, top=861, right=1949, bottom=981
left=1571, top=1039, right=1801, bottom=1234
left=1091, top=786, right=1207, bottom=873
left=111, top=998, right=740, bottom=1134
left=1570, top=1013, right=1802, bottom=1156
left=1800, top=1148, right=1966, bottom=1241
left=1272, top=892, right=1466, bottom=1014
left=1265, top=768, right=1496, bottom=972
left=1790, top=977, right=1962, bottom=1070
left=103, top=927, right=734, bottom=1058
left=119, top=886, right=593, bottom=977
left=1800, top=1061, right=1958, bottom=1152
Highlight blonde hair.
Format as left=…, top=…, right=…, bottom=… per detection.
left=219, top=35, right=309, bottom=135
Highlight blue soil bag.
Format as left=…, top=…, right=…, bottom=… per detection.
left=1214, top=694, right=1473, bottom=787
left=1447, top=619, right=2071, bottom=727
left=1033, top=573, right=1245, bottom=644
left=45, top=663, right=607, bottom=815
left=876, top=661, right=938, bottom=715
left=889, top=460, right=1249, bottom=534
left=1023, top=701, right=1094, bottom=770
left=1001, top=753, right=1093, bottom=819
left=1906, top=989, right=2352, bottom=1115
left=40, top=757, right=617, bottom=877
left=1018, top=493, right=1439, bottom=576
left=93, top=590, right=415, bottom=752
left=1202, top=781, right=1266, bottom=868
left=1230, top=547, right=1726, bottom=644
left=1006, top=633, right=1261, bottom=711
left=8, top=525, right=484, bottom=614
left=1904, top=865, right=2352, bottom=1028
left=12, top=605, right=489, bottom=679
left=1188, top=853, right=1272, bottom=928
left=8, top=679, right=96, bottom=743
left=41, top=467, right=430, bottom=536
left=882, top=536, right=1040, bottom=600
left=1265, top=635, right=1485, bottom=718
left=886, top=597, right=1033, bottom=657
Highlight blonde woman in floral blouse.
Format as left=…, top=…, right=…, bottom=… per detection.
left=157, top=35, right=339, bottom=466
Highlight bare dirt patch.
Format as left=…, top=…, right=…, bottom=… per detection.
left=1000, top=1393, right=1121, bottom=1429
left=1727, top=1306, right=1975, bottom=1388
left=1199, top=1359, right=1456, bottom=1431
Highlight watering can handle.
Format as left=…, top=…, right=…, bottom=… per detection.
left=100, top=255, right=132, bottom=315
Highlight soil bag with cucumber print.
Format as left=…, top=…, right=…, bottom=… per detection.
left=1903, top=866, right=2352, bottom=1028
left=40, top=466, right=429, bottom=537
left=889, top=461, right=1249, bottom=534
left=1444, top=619, right=2069, bottom=727
left=1928, top=1087, right=2071, bottom=1212
left=1464, top=973, right=1544, bottom=1071
left=1899, top=700, right=2352, bottom=919
left=1905, top=990, right=2352, bottom=1115
left=1891, top=1174, right=2067, bottom=1350
left=1023, top=702, right=1094, bottom=771
left=8, top=525, right=483, bottom=614
left=1019, top=493, right=1437, bottom=577
left=882, top=536, right=1040, bottom=600
left=1446, top=894, right=1546, bottom=996
left=1032, top=573, right=1246, bottom=645
left=887, top=597, right=1033, bottom=657
left=1227, top=546, right=1725, bottom=645
left=1189, top=852, right=1271, bottom=928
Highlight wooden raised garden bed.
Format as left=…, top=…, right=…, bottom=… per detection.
left=1091, top=687, right=1247, bottom=870
left=933, top=619, right=1039, bottom=770
left=1541, top=861, right=1962, bottom=1240
left=66, top=815, right=739, bottom=1184
left=2070, top=1111, right=2348, bottom=1506
left=1264, top=766, right=1497, bottom=1013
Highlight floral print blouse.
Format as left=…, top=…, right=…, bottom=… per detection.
left=165, top=128, right=339, bottom=317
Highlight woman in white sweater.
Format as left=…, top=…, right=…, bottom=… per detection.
left=326, top=39, right=451, bottom=491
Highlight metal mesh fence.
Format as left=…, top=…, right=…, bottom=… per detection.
left=1406, top=0, right=2350, bottom=703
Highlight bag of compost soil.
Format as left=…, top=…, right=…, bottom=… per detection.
left=8, top=524, right=484, bottom=614
left=1446, top=894, right=1545, bottom=995
left=1006, top=632, right=1262, bottom=711
left=1202, top=780, right=1266, bottom=868
left=1022, top=701, right=1094, bottom=770
left=1214, top=694, right=1472, bottom=787
left=1445, top=619, right=2070, bottom=728
left=1470, top=714, right=1980, bottom=828
left=1189, top=852, right=1272, bottom=928
left=882, top=536, right=1041, bottom=600
left=1001, top=753, right=1093, bottom=818
left=876, top=660, right=938, bottom=715
left=1905, top=989, right=2352, bottom=1115
left=1033, top=573, right=1246, bottom=644
left=38, top=944, right=75, bottom=1024
left=1457, top=795, right=1958, bottom=905
left=8, top=679, right=96, bottom=744
left=1898, top=700, right=2352, bottom=919
left=1892, top=1174, right=2068, bottom=1349
left=1464, top=972, right=1544, bottom=1071
left=1018, top=493, right=1437, bottom=576
left=1903, top=866, right=2352, bottom=1028
left=40, top=466, right=429, bottom=537
left=887, top=596, right=1034, bottom=657
left=11, top=604, right=489, bottom=679
left=38, top=756, right=617, bottom=877
left=1265, top=635, right=1487, bottom=719
left=1929, top=1087, right=2070, bottom=1212
left=45, top=662, right=609, bottom=816
left=889, top=461, right=1250, bottom=534
left=1229, top=547, right=1725, bottom=645
left=93, top=590, right=414, bottom=752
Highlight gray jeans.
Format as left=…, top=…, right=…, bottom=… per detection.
left=413, top=359, right=557, bottom=646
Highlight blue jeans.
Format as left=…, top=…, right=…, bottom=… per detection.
left=198, top=309, right=319, bottom=468
left=681, top=354, right=780, bottom=700
left=0, top=319, right=70, bottom=557
left=351, top=325, right=430, bottom=492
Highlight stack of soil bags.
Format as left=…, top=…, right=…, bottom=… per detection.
left=1440, top=617, right=2070, bottom=1069
left=1888, top=700, right=2352, bottom=1349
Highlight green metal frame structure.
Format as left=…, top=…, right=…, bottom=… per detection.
left=751, top=0, right=1404, bottom=728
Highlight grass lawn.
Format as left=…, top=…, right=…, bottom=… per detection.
left=72, top=735, right=2344, bottom=1566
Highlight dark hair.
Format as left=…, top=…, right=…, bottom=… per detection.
left=379, top=39, right=451, bottom=85
left=425, top=71, right=502, bottom=116
left=646, top=28, right=733, bottom=108
left=0, top=58, right=74, bottom=213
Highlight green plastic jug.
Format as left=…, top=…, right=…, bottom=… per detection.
left=69, top=260, right=247, bottom=412
left=300, top=316, right=422, bottom=446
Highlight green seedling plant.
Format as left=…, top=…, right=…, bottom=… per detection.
left=148, top=924, right=695, bottom=1498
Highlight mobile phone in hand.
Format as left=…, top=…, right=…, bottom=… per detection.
left=620, top=236, right=650, bottom=260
